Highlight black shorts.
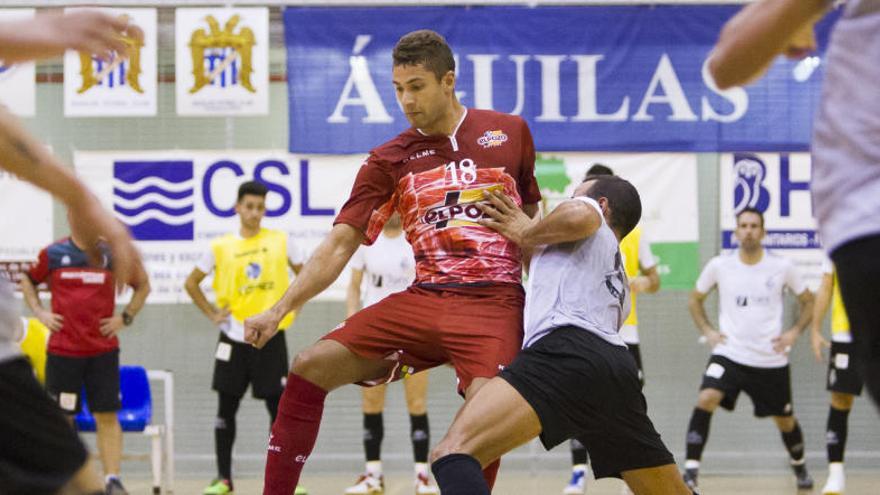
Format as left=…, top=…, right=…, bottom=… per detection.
left=46, top=348, right=120, bottom=414
left=499, top=326, right=674, bottom=479
left=627, top=343, right=644, bottom=385
left=700, top=355, right=793, bottom=417
left=827, top=342, right=864, bottom=396
left=212, top=330, right=288, bottom=399
left=0, top=357, right=88, bottom=495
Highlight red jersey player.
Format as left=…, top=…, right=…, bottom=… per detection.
left=245, top=30, right=541, bottom=494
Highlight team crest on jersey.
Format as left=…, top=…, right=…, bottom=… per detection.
left=477, top=130, right=508, bottom=148
left=188, top=15, right=257, bottom=94
left=246, top=262, right=262, bottom=279
left=422, top=184, right=503, bottom=229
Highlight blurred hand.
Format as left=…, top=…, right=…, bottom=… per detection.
left=772, top=328, right=799, bottom=354
left=477, top=190, right=534, bottom=247
left=210, top=308, right=231, bottom=326
left=783, top=21, right=817, bottom=60
left=702, top=329, right=726, bottom=349
left=811, top=329, right=831, bottom=363
left=36, top=308, right=63, bottom=333
left=99, top=314, right=124, bottom=338
left=45, top=10, right=141, bottom=61
left=245, top=309, right=282, bottom=349
left=67, top=192, right=145, bottom=294
left=630, top=276, right=652, bottom=294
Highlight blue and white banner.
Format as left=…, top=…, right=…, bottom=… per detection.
left=0, top=9, right=36, bottom=117
left=75, top=150, right=359, bottom=303
left=64, top=8, right=157, bottom=117
left=719, top=153, right=823, bottom=289
left=285, top=6, right=838, bottom=154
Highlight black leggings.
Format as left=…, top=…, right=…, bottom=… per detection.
left=832, top=234, right=880, bottom=412
left=215, top=392, right=281, bottom=481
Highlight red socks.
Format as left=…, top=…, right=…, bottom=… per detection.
left=263, top=374, right=327, bottom=495
left=483, top=459, right=501, bottom=490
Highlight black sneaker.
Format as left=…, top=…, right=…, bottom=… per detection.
left=682, top=468, right=699, bottom=490
left=791, top=463, right=814, bottom=490
left=105, top=477, right=129, bottom=495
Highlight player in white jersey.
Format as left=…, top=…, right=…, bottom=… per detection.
left=429, top=176, right=691, bottom=495
left=708, top=0, right=880, bottom=413
left=811, top=255, right=864, bottom=495
left=343, top=213, right=439, bottom=495
left=683, top=208, right=814, bottom=490
left=0, top=11, right=144, bottom=495
left=564, top=164, right=661, bottom=495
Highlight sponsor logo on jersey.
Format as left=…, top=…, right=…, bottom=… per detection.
left=422, top=184, right=503, bottom=229
left=246, top=261, right=262, bottom=279
left=113, top=160, right=195, bottom=241
left=188, top=14, right=257, bottom=94
left=477, top=130, right=508, bottom=148
left=60, top=271, right=107, bottom=284
left=404, top=148, right=436, bottom=163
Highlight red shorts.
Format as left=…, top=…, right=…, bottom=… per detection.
left=324, top=284, right=524, bottom=395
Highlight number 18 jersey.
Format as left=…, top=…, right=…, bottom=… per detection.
left=335, top=108, right=542, bottom=286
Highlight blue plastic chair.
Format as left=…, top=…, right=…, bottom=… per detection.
left=75, top=365, right=152, bottom=432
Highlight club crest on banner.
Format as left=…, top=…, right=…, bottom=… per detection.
left=188, top=15, right=256, bottom=94
left=63, top=8, right=157, bottom=117
left=176, top=8, right=268, bottom=116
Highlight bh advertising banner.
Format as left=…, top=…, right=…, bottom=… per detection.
left=719, top=152, right=824, bottom=289
left=0, top=9, right=36, bottom=117
left=176, top=8, right=270, bottom=116
left=535, top=153, right=699, bottom=289
left=284, top=6, right=839, bottom=154
left=75, top=150, right=359, bottom=303
left=64, top=8, right=158, bottom=117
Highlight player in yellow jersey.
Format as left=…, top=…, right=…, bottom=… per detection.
left=16, top=317, right=50, bottom=384
left=184, top=181, right=307, bottom=495
left=563, top=164, right=660, bottom=495
left=811, top=256, right=864, bottom=495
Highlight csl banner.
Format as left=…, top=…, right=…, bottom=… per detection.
left=719, top=152, right=824, bottom=289
left=284, top=5, right=839, bottom=154
left=75, top=150, right=359, bottom=303
left=535, top=153, right=699, bottom=289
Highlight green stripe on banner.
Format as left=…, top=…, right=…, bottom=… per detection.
left=651, top=242, right=699, bottom=290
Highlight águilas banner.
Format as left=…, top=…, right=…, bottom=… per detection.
left=175, top=8, right=269, bottom=116
left=284, top=5, right=839, bottom=154
left=0, top=9, right=36, bottom=117
left=63, top=8, right=157, bottom=117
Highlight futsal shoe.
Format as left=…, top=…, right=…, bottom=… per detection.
left=295, top=486, right=309, bottom=495
left=821, top=462, right=845, bottom=494
left=792, top=463, right=815, bottom=490
left=562, top=468, right=586, bottom=494
left=414, top=472, right=440, bottom=494
left=203, top=479, right=232, bottom=494
left=344, top=473, right=384, bottom=494
left=682, top=468, right=699, bottom=490
left=105, top=477, right=129, bottom=495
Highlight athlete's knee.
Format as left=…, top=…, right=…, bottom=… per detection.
left=773, top=415, right=796, bottom=432
left=696, top=389, right=722, bottom=411
left=290, top=343, right=326, bottom=379
left=830, top=392, right=855, bottom=410
left=93, top=411, right=119, bottom=428
left=406, top=395, right=427, bottom=415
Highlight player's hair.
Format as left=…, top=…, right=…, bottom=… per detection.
left=584, top=163, right=614, bottom=179
left=393, top=30, right=456, bottom=81
left=736, top=206, right=764, bottom=228
left=237, top=180, right=268, bottom=202
left=582, top=175, right=641, bottom=239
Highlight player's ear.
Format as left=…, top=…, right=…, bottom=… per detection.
left=442, top=70, right=455, bottom=92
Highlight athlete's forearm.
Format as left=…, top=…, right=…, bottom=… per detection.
left=123, top=269, right=151, bottom=318
left=710, top=0, right=830, bottom=89
left=184, top=274, right=220, bottom=319
left=792, top=291, right=815, bottom=334
left=811, top=274, right=833, bottom=335
left=521, top=200, right=599, bottom=248
left=19, top=276, right=45, bottom=313
left=269, top=224, right=364, bottom=318
left=688, top=291, right=715, bottom=335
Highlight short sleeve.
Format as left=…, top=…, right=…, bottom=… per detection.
left=333, top=154, right=397, bottom=245
left=287, top=237, right=307, bottom=265
left=27, top=248, right=50, bottom=284
left=638, top=232, right=658, bottom=270
left=784, top=260, right=807, bottom=294
left=695, top=257, right=719, bottom=294
left=349, top=246, right=366, bottom=271
left=517, top=119, right=542, bottom=205
left=195, top=245, right=215, bottom=274
left=820, top=255, right=834, bottom=275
